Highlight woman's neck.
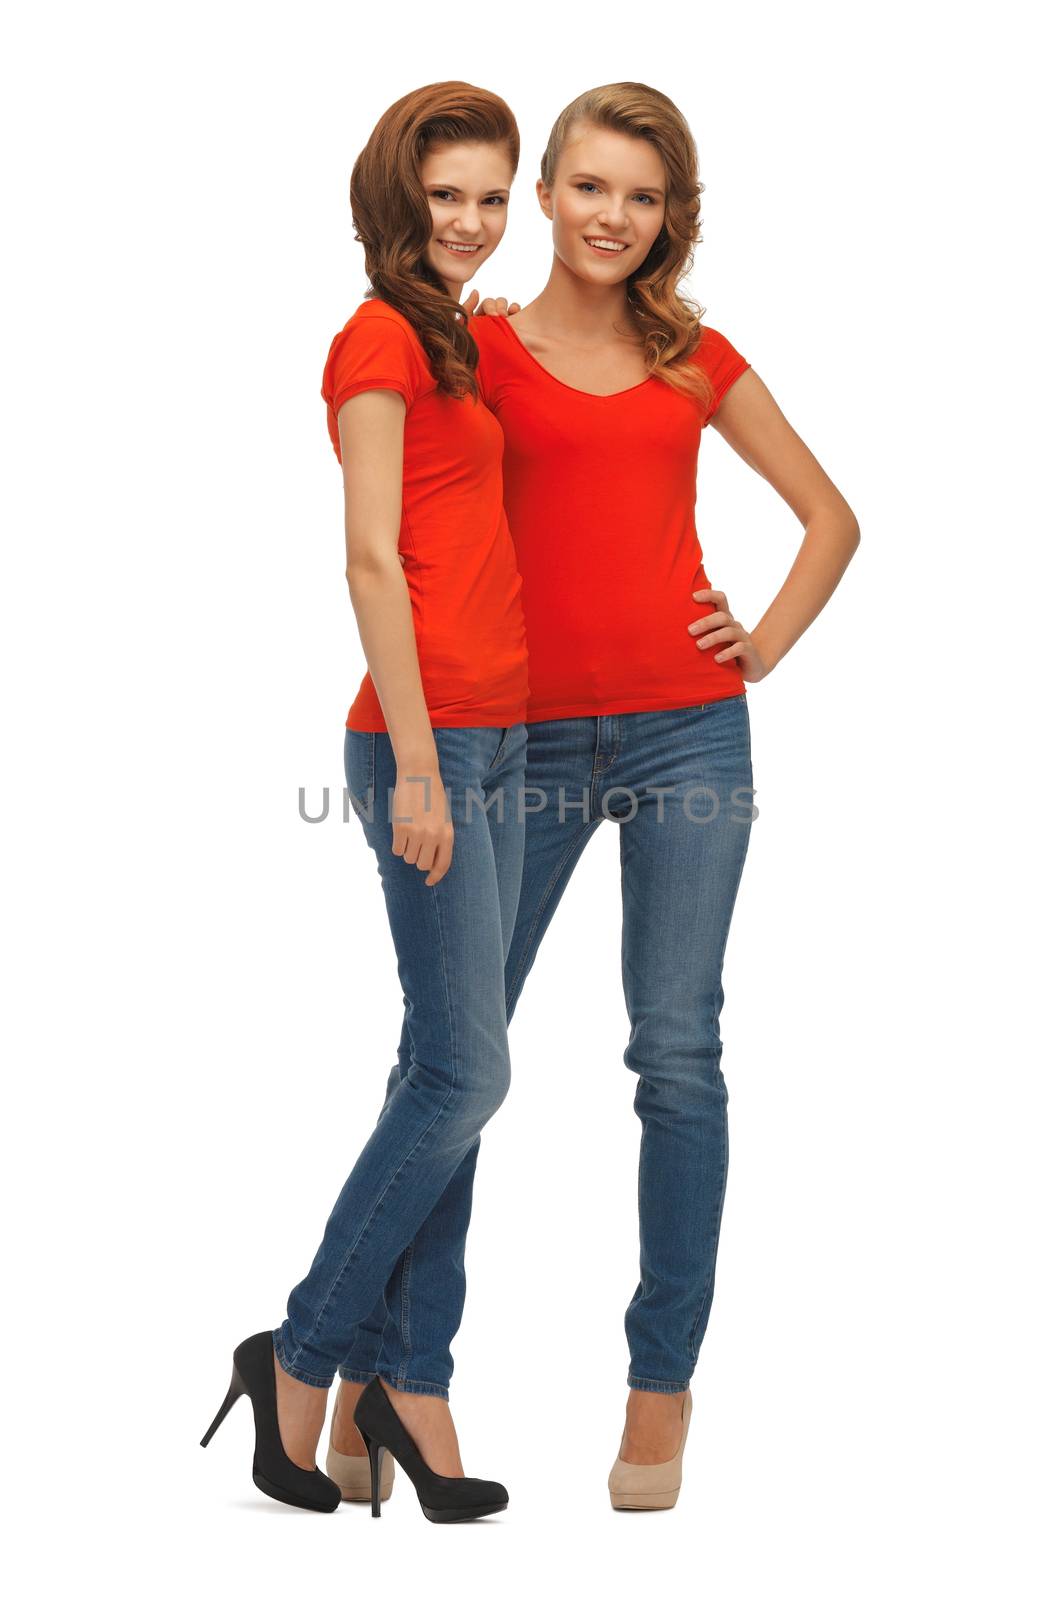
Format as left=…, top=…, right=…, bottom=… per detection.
left=523, top=254, right=636, bottom=344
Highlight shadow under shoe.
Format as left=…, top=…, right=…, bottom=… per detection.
left=353, top=1377, right=508, bottom=1523
left=200, top=1330, right=342, bottom=1512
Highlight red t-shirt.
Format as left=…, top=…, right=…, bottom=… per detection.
left=321, top=299, right=529, bottom=732
left=471, top=314, right=751, bottom=721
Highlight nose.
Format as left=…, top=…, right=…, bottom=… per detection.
left=597, top=197, right=628, bottom=230
left=452, top=205, right=484, bottom=238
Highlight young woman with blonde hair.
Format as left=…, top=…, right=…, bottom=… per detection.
left=201, top=81, right=531, bottom=1524
left=334, top=81, right=861, bottom=1512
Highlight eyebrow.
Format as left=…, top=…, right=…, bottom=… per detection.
left=426, top=183, right=511, bottom=195
left=567, top=171, right=666, bottom=197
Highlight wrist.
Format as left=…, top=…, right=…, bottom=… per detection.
left=750, top=626, right=782, bottom=674
left=393, top=744, right=440, bottom=775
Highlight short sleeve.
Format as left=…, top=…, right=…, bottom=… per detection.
left=321, top=308, right=432, bottom=460
left=694, top=325, right=751, bottom=427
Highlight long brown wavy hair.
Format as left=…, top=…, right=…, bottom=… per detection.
left=540, top=83, right=716, bottom=406
left=350, top=83, right=519, bottom=400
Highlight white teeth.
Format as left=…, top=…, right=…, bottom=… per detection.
left=440, top=242, right=481, bottom=253
left=585, top=238, right=627, bottom=252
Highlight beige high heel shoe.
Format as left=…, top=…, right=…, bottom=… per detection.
left=608, top=1390, right=693, bottom=1510
left=326, top=1436, right=395, bottom=1502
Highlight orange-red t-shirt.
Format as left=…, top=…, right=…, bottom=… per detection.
left=321, top=298, right=529, bottom=732
left=471, top=314, right=751, bottom=721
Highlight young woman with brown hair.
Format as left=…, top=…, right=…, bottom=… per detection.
left=201, top=82, right=530, bottom=1523
left=334, top=81, right=861, bottom=1512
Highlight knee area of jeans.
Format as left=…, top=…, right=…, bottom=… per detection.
left=454, top=1060, right=511, bottom=1124
left=626, top=1051, right=727, bottom=1102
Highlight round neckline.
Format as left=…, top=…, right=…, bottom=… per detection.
left=498, top=315, right=656, bottom=401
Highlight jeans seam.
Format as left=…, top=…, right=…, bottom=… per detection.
left=627, top=1373, right=690, bottom=1394
left=272, top=1329, right=334, bottom=1389
left=373, top=1373, right=450, bottom=1399
left=338, top=1366, right=379, bottom=1385
left=397, top=1241, right=415, bottom=1386
left=294, top=875, right=458, bottom=1367
left=344, top=729, right=376, bottom=817
left=684, top=781, right=752, bottom=1365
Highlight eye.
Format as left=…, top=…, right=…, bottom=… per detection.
left=576, top=181, right=599, bottom=194
left=482, top=195, right=508, bottom=207
left=633, top=194, right=656, bottom=205
left=430, top=189, right=456, bottom=201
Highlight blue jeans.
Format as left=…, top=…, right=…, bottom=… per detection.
left=273, top=721, right=528, bottom=1391
left=341, top=694, right=755, bottom=1396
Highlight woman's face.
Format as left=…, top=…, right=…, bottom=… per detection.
left=539, top=123, right=668, bottom=286
left=419, top=141, right=513, bottom=298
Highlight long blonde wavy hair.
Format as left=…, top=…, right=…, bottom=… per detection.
left=540, top=83, right=716, bottom=407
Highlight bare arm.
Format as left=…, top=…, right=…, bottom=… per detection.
left=337, top=390, right=453, bottom=885
left=690, top=368, right=861, bottom=676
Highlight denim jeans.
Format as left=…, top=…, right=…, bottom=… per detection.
left=273, top=721, right=528, bottom=1391
left=341, top=694, right=755, bottom=1396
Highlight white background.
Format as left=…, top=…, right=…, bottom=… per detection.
left=4, top=1, right=1046, bottom=1595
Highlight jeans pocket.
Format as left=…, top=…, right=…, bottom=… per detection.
left=488, top=721, right=527, bottom=774
left=487, top=726, right=510, bottom=771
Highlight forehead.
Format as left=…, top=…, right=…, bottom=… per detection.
left=557, top=123, right=666, bottom=188
left=420, top=140, right=513, bottom=191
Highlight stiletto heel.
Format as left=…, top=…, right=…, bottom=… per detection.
left=200, top=1330, right=342, bottom=1512
left=200, top=1365, right=247, bottom=1447
left=353, top=1377, right=508, bottom=1523
left=358, top=1427, right=387, bottom=1518
left=326, top=1432, right=395, bottom=1503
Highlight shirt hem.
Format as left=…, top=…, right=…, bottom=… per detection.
left=347, top=705, right=530, bottom=733
left=523, top=682, right=746, bottom=723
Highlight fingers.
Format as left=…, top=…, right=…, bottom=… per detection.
left=462, top=289, right=479, bottom=316
left=390, top=820, right=455, bottom=885
left=687, top=609, right=733, bottom=636
left=694, top=625, right=742, bottom=651
left=508, top=302, right=521, bottom=315
left=409, top=833, right=438, bottom=872
left=692, top=588, right=728, bottom=610
left=425, top=830, right=455, bottom=887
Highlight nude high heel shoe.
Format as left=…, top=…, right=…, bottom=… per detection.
left=326, top=1435, right=395, bottom=1502
left=608, top=1389, right=693, bottom=1511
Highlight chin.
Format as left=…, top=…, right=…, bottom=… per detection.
left=577, top=250, right=629, bottom=282
left=437, top=253, right=482, bottom=282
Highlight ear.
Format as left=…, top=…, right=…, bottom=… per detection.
left=535, top=176, right=553, bottom=222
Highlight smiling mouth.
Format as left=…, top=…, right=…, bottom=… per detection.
left=437, top=241, right=483, bottom=255
left=584, top=237, right=629, bottom=254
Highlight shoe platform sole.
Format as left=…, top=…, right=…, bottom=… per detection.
left=252, top=1470, right=339, bottom=1511
left=610, top=1488, right=680, bottom=1510
left=421, top=1499, right=508, bottom=1522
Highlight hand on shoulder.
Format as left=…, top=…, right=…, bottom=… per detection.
left=461, top=289, right=520, bottom=319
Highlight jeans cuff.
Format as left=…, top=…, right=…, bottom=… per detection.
left=627, top=1372, right=691, bottom=1394
left=337, top=1366, right=378, bottom=1386
left=375, top=1370, right=450, bottom=1400
left=271, top=1328, right=335, bottom=1390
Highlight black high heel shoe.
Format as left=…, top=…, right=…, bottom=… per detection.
left=354, top=1377, right=508, bottom=1523
left=200, top=1330, right=341, bottom=1512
